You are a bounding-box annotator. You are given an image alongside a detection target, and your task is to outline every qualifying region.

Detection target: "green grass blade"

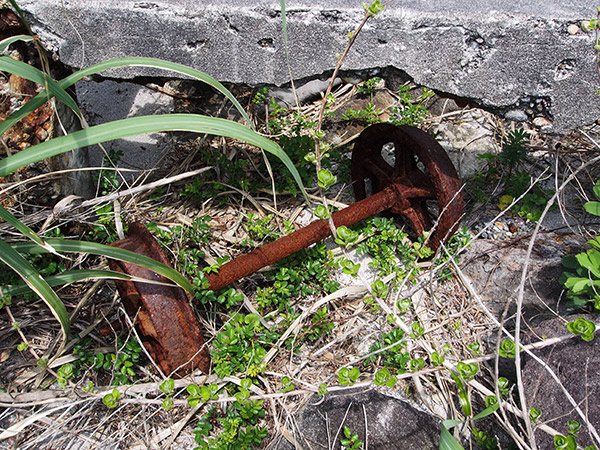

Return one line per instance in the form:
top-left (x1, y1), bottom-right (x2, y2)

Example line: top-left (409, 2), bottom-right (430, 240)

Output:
top-left (0, 56), bottom-right (81, 115)
top-left (0, 240), bottom-right (69, 349)
top-left (471, 403), bottom-right (498, 421)
top-left (0, 34), bottom-right (34, 53)
top-left (280, 0), bottom-right (288, 48)
top-left (12, 239), bottom-right (194, 294)
top-left (0, 56), bottom-right (253, 137)
top-left (0, 206), bottom-right (57, 254)
top-left (0, 114), bottom-right (307, 201)
top-left (439, 421), bottom-right (465, 450)
top-left (3, 269), bottom-right (180, 298)
top-left (1, 269), bottom-right (136, 297)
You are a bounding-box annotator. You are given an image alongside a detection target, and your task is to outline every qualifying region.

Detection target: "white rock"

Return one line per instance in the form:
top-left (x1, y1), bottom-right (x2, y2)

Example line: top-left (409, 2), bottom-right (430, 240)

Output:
top-left (567, 24), bottom-right (580, 35)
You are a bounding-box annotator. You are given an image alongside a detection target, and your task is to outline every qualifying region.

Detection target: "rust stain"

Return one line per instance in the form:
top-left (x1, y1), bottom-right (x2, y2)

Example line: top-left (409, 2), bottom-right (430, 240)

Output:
top-left (109, 223), bottom-right (210, 378)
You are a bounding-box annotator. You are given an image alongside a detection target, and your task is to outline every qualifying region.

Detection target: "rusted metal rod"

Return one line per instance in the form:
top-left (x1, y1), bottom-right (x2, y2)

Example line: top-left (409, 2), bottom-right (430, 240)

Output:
top-left (206, 183), bottom-right (405, 291)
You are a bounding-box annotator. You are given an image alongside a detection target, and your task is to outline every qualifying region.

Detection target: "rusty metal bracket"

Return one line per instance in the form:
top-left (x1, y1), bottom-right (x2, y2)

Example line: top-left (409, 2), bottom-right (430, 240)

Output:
top-left (108, 223), bottom-right (209, 378)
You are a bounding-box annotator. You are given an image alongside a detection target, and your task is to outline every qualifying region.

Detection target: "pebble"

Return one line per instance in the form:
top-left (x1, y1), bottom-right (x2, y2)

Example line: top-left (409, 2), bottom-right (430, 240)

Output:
top-left (473, 215), bottom-right (535, 241)
top-left (533, 117), bottom-right (552, 128)
top-left (505, 109), bottom-right (528, 122)
top-left (567, 24), bottom-right (580, 35)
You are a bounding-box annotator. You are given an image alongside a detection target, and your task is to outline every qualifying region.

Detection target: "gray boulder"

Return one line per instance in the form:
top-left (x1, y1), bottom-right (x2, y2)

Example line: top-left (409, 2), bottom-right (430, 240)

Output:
top-left (522, 314), bottom-right (600, 450)
top-left (274, 388), bottom-right (440, 450)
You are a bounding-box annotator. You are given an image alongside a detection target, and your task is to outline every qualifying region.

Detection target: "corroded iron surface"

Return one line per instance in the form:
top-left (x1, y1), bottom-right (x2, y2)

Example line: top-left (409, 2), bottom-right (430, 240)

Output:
top-left (109, 223), bottom-right (209, 377)
top-left (351, 123), bottom-right (463, 250)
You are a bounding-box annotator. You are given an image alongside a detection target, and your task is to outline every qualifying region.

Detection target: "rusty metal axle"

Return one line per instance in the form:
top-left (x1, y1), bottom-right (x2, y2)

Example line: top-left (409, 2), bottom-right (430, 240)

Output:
top-left (205, 183), bottom-right (404, 291)
top-left (206, 123), bottom-right (463, 291)
top-left (108, 124), bottom-right (463, 377)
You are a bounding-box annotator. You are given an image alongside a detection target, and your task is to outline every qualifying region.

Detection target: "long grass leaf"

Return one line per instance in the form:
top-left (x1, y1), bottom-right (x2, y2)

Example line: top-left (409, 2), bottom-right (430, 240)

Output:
top-left (0, 206), bottom-right (57, 254)
top-left (0, 56), bottom-right (253, 137)
top-left (280, 0), bottom-right (288, 48)
top-left (2, 269), bottom-right (136, 297)
top-left (12, 239), bottom-right (194, 294)
top-left (0, 56), bottom-right (80, 114)
top-left (0, 34), bottom-right (34, 53)
top-left (0, 240), bottom-right (69, 349)
top-left (439, 422), bottom-right (465, 450)
top-left (0, 114), bottom-right (307, 201)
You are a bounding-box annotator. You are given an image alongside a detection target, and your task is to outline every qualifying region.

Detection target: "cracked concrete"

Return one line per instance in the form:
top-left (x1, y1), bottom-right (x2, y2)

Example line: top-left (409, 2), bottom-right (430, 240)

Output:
top-left (17, 0), bottom-right (600, 133)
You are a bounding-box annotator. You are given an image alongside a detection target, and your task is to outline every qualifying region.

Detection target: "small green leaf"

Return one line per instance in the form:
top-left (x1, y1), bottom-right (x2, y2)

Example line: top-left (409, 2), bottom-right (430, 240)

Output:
top-left (567, 317), bottom-right (596, 341)
top-left (467, 342), bottom-right (481, 356)
top-left (363, 0), bottom-right (385, 16)
top-left (335, 225), bottom-right (359, 248)
top-left (485, 395), bottom-right (498, 408)
top-left (371, 279), bottom-right (389, 298)
top-left (411, 322), bottom-right (425, 337)
top-left (456, 361), bottom-right (479, 380)
top-left (592, 180), bottom-right (600, 200)
top-left (431, 352), bottom-right (445, 366)
top-left (317, 168), bottom-right (337, 190)
top-left (585, 201), bottom-right (600, 217)
top-left (102, 389), bottom-right (121, 408)
top-left (567, 420), bottom-right (581, 436)
top-left (554, 434), bottom-right (576, 450)
top-left (159, 378), bottom-right (175, 395)
top-left (499, 339), bottom-right (517, 358)
top-left (529, 407), bottom-right (542, 422)
top-left (314, 204), bottom-right (330, 220)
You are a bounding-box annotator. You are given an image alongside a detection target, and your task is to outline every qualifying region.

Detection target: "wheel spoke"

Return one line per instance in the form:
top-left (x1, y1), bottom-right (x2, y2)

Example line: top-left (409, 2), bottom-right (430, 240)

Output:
top-left (393, 142), bottom-right (415, 179)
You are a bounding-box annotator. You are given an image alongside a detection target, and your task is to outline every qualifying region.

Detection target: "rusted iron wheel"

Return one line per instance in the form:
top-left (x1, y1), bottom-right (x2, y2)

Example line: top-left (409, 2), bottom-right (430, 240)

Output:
top-left (351, 123), bottom-right (463, 250)
top-left (109, 223), bottom-right (210, 377)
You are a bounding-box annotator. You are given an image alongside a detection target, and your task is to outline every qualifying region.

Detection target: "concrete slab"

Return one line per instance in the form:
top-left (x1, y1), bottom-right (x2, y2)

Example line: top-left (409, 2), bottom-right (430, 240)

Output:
top-left (19, 0), bottom-right (600, 133)
top-left (76, 79), bottom-right (174, 177)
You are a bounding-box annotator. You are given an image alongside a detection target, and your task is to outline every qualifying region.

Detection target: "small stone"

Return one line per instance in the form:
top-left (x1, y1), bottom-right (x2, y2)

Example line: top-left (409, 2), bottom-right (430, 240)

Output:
top-left (533, 117), bottom-right (552, 128)
top-left (567, 24), bottom-right (580, 35)
top-left (494, 221), bottom-right (508, 231)
top-left (35, 127), bottom-right (48, 141)
top-left (505, 109), bottom-right (528, 122)
top-left (582, 20), bottom-right (592, 32)
top-left (508, 222), bottom-right (519, 233)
